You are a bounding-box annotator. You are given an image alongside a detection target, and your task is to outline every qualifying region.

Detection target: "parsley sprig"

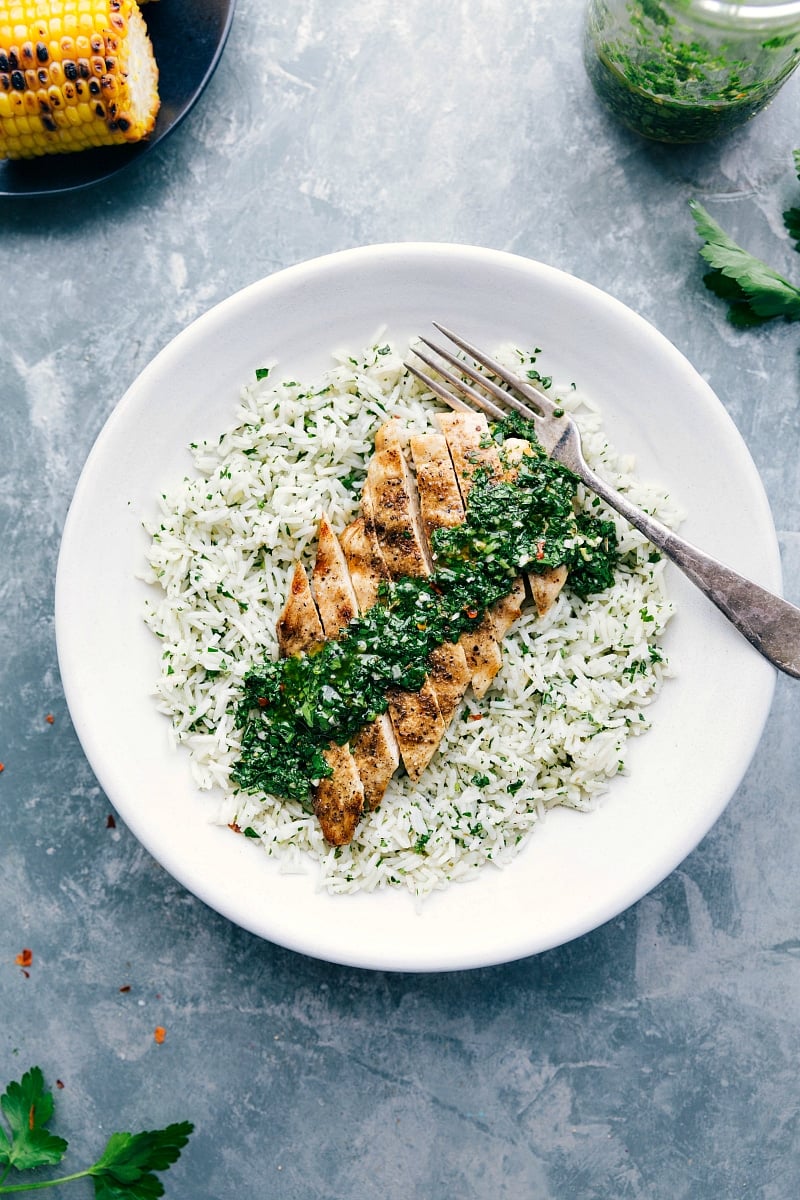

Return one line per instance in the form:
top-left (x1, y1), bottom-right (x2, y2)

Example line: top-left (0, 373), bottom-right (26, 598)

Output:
top-left (689, 150), bottom-right (800, 327)
top-left (0, 1067), bottom-right (192, 1197)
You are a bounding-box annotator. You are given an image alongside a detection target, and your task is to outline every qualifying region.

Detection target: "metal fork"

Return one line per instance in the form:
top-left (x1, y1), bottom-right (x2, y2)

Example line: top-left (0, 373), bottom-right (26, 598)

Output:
top-left (406, 322), bottom-right (800, 680)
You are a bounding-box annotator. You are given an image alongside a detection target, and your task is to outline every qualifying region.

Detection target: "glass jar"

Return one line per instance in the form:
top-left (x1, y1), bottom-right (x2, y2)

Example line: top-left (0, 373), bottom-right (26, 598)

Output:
top-left (583, 0), bottom-right (800, 142)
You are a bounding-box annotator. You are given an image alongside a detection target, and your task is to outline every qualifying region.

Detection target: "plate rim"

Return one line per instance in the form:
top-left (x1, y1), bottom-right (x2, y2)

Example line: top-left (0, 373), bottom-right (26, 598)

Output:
top-left (55, 241), bottom-right (779, 971)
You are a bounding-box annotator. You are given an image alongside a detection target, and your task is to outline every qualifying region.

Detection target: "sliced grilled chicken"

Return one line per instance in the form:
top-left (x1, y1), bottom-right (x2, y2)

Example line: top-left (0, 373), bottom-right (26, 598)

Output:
top-left (363, 434), bottom-right (471, 735)
top-left (427, 644), bottom-right (471, 726)
top-left (275, 560), bottom-right (364, 846)
top-left (276, 561), bottom-right (326, 658)
top-left (435, 411), bottom-right (526, 650)
top-left (383, 683), bottom-right (447, 783)
top-left (408, 432), bottom-right (466, 536)
top-left (434, 410), bottom-right (503, 495)
top-left (274, 400), bottom-right (574, 839)
top-left (347, 717), bottom-right (400, 811)
top-left (312, 743), bottom-right (367, 848)
top-left (500, 437), bottom-right (569, 618)
top-left (374, 416), bottom-right (407, 452)
top-left (339, 517), bottom-right (387, 612)
top-left (311, 514), bottom-right (400, 810)
top-left (409, 432), bottom-right (504, 698)
top-left (487, 579), bottom-right (525, 641)
top-left (339, 513), bottom-right (449, 782)
top-left (529, 564), bottom-right (568, 616)
top-left (362, 441), bottom-right (434, 576)
top-left (312, 513), bottom-right (360, 633)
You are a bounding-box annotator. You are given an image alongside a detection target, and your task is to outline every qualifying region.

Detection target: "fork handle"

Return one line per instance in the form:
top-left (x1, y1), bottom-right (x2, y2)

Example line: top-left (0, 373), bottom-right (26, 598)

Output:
top-left (580, 463), bottom-right (800, 679)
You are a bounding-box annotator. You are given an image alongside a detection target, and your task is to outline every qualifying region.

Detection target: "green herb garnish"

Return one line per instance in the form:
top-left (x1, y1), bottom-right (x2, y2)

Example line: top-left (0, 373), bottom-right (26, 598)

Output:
top-left (690, 151), bottom-right (800, 326)
top-left (0, 1067), bottom-right (193, 1197)
top-left (782, 149), bottom-right (800, 251)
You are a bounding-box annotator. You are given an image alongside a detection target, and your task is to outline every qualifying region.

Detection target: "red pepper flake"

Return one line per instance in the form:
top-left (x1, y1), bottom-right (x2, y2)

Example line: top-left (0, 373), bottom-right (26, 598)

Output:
top-left (119, 984), bottom-right (131, 993)
top-left (154, 1026), bottom-right (166, 1044)
top-left (535, 540), bottom-right (545, 561)
top-left (257, 697), bottom-right (268, 708)
top-left (45, 714), bottom-right (55, 724)
top-left (469, 713), bottom-right (483, 722)
top-left (15, 948), bottom-right (33, 968)
top-left (0, 763), bottom-right (5, 773)
top-left (464, 606), bottom-right (478, 619)
top-left (106, 814), bottom-right (116, 829)
top-left (228, 821), bottom-right (242, 834)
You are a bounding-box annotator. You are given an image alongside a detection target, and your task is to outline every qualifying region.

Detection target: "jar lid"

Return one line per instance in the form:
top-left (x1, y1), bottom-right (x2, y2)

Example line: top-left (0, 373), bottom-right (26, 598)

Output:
top-left (684, 0), bottom-right (800, 29)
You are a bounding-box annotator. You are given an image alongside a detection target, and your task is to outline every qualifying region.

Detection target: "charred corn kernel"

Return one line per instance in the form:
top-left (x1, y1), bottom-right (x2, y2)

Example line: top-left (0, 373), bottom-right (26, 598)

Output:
top-left (0, 1), bottom-right (159, 160)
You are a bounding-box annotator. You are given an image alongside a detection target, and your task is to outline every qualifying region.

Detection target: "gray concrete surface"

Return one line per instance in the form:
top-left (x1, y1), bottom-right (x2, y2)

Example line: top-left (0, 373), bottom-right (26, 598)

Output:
top-left (2, 2), bottom-right (800, 1196)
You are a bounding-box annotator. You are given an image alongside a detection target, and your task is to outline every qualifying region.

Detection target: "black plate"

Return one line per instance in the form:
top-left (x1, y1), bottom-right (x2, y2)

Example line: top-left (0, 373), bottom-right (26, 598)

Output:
top-left (0, 0), bottom-right (236, 197)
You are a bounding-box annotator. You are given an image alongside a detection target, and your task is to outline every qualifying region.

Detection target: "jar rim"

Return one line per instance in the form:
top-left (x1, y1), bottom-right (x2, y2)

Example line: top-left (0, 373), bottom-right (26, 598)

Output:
top-left (681, 0), bottom-right (800, 26)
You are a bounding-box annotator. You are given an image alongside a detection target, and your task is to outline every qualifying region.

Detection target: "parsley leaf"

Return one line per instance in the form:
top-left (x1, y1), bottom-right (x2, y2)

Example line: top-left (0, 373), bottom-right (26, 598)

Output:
top-left (0, 1067), bottom-right (67, 1172)
top-left (689, 198), bottom-right (800, 327)
top-left (782, 149), bottom-right (800, 251)
top-left (783, 205), bottom-right (800, 252)
top-left (88, 1123), bottom-right (194, 1200)
top-left (0, 1068), bottom-right (192, 1197)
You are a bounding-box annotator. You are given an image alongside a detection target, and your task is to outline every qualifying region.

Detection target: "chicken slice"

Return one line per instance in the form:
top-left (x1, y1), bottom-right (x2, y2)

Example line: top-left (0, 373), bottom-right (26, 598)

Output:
top-left (311, 743), bottom-right (366, 848)
top-left (434, 410), bottom-right (503, 496)
top-left (276, 560), bottom-right (326, 658)
top-left (311, 514), bottom-right (399, 810)
top-left (346, 716), bottom-right (400, 811)
top-left (312, 513), bottom-right (359, 631)
top-left (275, 560), bottom-right (364, 846)
top-left (500, 438), bottom-right (569, 618)
top-left (339, 514), bottom-right (449, 782)
top-left (363, 434), bottom-right (471, 733)
top-left (374, 416), bottom-right (407, 452)
top-left (408, 432), bottom-right (466, 538)
top-left (483, 579), bottom-right (524, 642)
top-left (529, 564), bottom-right (569, 617)
top-left (379, 684), bottom-right (444, 783)
top-left (339, 517), bottom-right (387, 613)
top-left (362, 440), bottom-right (433, 577)
top-left (435, 411), bottom-right (526, 652)
top-left (409, 432), bottom-right (504, 698)
top-left (427, 644), bottom-right (472, 727)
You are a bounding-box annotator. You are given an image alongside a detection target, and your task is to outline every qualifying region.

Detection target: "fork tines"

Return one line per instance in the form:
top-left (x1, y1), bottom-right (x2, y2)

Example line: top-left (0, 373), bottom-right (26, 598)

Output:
top-left (407, 343), bottom-right (505, 421)
top-left (405, 323), bottom-right (550, 431)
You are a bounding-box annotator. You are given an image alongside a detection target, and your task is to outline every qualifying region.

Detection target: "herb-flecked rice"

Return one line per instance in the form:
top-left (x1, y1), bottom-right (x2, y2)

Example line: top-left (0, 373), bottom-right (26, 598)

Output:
top-left (142, 342), bottom-right (679, 898)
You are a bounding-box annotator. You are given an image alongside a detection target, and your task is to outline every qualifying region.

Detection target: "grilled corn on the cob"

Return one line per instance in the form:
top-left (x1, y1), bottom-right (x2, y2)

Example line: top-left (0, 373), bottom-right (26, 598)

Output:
top-left (0, 1), bottom-right (160, 160)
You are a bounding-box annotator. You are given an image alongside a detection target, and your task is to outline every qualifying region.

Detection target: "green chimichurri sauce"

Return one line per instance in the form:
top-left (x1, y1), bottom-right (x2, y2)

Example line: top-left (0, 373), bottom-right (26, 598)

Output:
top-left (233, 421), bottom-right (618, 804)
top-left (584, 0), bottom-right (800, 143)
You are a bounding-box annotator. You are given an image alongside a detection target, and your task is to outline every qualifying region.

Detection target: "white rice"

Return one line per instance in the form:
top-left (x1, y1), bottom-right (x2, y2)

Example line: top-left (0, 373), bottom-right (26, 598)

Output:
top-left (142, 341), bottom-right (680, 898)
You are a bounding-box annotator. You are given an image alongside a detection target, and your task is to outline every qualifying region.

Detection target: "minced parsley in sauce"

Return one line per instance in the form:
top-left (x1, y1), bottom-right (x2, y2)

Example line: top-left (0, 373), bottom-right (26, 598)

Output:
top-left (584, 0), bottom-right (800, 143)
top-left (233, 419), bottom-right (618, 804)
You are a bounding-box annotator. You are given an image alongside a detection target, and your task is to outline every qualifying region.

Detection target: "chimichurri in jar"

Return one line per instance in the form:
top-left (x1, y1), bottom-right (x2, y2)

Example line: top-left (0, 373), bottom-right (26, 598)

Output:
top-left (583, 0), bottom-right (800, 143)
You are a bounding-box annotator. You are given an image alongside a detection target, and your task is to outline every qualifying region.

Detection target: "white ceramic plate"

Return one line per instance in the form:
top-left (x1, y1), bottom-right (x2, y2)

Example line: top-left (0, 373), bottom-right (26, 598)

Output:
top-left (55, 243), bottom-right (778, 972)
